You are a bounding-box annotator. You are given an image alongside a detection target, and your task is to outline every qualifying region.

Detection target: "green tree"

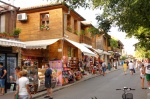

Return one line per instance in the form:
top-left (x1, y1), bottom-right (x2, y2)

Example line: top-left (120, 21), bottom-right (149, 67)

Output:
top-left (91, 0), bottom-right (150, 56)
top-left (120, 55), bottom-right (128, 60)
top-left (109, 38), bottom-right (118, 49)
top-left (135, 44), bottom-right (150, 58)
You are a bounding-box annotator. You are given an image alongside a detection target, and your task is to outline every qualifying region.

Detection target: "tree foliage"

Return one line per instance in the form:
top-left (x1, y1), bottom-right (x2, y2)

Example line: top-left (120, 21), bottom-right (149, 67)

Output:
top-left (120, 55), bottom-right (128, 60)
top-left (88, 27), bottom-right (101, 36)
top-left (47, 0), bottom-right (90, 9)
top-left (92, 0), bottom-right (150, 51)
top-left (135, 44), bottom-right (150, 58)
top-left (109, 38), bottom-right (118, 48)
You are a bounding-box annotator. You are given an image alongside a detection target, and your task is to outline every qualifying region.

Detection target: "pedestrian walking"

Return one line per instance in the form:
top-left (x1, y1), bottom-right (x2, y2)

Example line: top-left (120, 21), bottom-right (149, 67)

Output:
top-left (10, 66), bottom-right (22, 99)
top-left (44, 63), bottom-right (53, 99)
top-left (123, 62), bottom-right (128, 75)
top-left (107, 62), bottom-right (112, 71)
top-left (140, 64), bottom-right (146, 89)
top-left (113, 60), bottom-right (117, 70)
top-left (102, 60), bottom-right (107, 76)
top-left (128, 61), bottom-right (134, 75)
top-left (144, 59), bottom-right (150, 89)
top-left (16, 70), bottom-right (32, 99)
top-left (97, 62), bottom-right (102, 75)
top-left (0, 62), bottom-right (7, 96)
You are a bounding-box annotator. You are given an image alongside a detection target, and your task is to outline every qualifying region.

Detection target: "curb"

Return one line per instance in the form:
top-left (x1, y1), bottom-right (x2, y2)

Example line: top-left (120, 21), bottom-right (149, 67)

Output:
top-left (32, 66), bottom-right (122, 99)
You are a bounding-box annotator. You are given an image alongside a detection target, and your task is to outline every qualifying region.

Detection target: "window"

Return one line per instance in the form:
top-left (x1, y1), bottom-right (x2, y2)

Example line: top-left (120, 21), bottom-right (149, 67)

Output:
top-left (0, 15), bottom-right (5, 32)
top-left (104, 37), bottom-right (107, 46)
top-left (40, 13), bottom-right (49, 30)
top-left (74, 20), bottom-right (77, 34)
top-left (67, 15), bottom-right (71, 26)
top-left (68, 47), bottom-right (75, 57)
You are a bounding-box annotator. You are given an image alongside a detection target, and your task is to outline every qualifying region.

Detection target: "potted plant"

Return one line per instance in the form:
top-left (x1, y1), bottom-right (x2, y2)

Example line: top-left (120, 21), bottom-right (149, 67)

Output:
top-left (13, 28), bottom-right (21, 38)
top-left (40, 25), bottom-right (45, 30)
top-left (40, 25), bottom-right (50, 30)
top-left (0, 32), bottom-right (6, 38)
top-left (6, 33), bottom-right (14, 39)
top-left (67, 26), bottom-right (72, 32)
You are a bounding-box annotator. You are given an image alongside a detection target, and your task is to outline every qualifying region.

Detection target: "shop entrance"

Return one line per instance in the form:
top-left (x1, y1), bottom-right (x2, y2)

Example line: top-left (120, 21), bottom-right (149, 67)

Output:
top-left (0, 53), bottom-right (18, 93)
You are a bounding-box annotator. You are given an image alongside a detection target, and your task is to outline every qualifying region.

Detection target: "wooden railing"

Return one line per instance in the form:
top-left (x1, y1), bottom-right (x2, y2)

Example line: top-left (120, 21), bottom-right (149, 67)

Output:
top-left (80, 35), bottom-right (92, 45)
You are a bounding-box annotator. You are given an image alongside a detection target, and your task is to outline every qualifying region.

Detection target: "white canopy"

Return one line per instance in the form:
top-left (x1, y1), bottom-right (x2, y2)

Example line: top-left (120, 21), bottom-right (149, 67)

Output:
top-left (24, 39), bottom-right (60, 49)
top-left (24, 38), bottom-right (96, 56)
top-left (94, 49), bottom-right (103, 55)
top-left (66, 39), bottom-right (96, 57)
top-left (0, 38), bottom-right (26, 48)
top-left (103, 51), bottom-right (111, 55)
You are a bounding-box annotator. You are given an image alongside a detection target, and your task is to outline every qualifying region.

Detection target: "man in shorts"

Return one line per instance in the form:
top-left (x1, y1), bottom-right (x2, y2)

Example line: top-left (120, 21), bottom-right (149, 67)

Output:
top-left (0, 62), bottom-right (7, 95)
top-left (144, 59), bottom-right (150, 89)
top-left (44, 64), bottom-right (53, 99)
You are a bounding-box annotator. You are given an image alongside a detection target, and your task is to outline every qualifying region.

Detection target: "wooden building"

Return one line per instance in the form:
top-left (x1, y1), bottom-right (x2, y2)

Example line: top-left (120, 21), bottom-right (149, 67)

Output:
top-left (16, 3), bottom-right (96, 89)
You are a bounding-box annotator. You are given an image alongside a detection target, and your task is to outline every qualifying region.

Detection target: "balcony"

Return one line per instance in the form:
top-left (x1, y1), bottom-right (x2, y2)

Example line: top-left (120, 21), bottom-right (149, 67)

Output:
top-left (113, 48), bottom-right (122, 53)
top-left (0, 33), bottom-right (19, 40)
top-left (80, 35), bottom-right (92, 45)
top-left (108, 46), bottom-right (113, 51)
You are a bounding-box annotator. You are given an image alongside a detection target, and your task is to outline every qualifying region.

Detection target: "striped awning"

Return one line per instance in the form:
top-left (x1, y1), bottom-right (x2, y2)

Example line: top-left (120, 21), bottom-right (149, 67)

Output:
top-left (24, 39), bottom-right (60, 49)
top-left (0, 38), bottom-right (26, 48)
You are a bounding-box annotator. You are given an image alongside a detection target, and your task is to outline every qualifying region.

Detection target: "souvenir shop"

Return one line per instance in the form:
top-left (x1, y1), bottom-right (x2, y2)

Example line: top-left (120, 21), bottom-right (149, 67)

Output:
top-left (22, 38), bottom-right (95, 93)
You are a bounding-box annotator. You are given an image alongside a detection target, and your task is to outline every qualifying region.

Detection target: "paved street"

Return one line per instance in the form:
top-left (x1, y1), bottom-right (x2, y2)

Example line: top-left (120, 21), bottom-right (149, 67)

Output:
top-left (38, 69), bottom-right (148, 99)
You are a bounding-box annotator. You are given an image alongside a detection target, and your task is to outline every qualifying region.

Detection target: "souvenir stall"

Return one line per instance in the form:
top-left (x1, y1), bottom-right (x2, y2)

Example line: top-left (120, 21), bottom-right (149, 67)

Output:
top-left (21, 49), bottom-right (57, 93)
top-left (61, 56), bottom-right (83, 85)
top-left (21, 57), bottom-right (39, 93)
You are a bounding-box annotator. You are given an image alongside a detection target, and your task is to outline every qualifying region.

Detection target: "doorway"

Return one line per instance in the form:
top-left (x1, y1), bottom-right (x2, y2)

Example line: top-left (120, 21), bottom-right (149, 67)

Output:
top-left (0, 53), bottom-right (18, 93)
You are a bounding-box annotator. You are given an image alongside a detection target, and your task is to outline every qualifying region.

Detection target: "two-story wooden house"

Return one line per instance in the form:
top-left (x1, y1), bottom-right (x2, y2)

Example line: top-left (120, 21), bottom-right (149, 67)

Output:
top-left (0, 1), bottom-right (25, 93)
top-left (16, 3), bottom-right (96, 89)
top-left (80, 21), bottom-right (96, 48)
top-left (96, 33), bottom-right (111, 65)
top-left (17, 3), bottom-right (95, 62)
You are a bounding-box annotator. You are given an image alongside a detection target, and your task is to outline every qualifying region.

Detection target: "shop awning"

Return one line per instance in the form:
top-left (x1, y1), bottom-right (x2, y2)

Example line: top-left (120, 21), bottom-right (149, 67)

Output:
top-left (65, 39), bottom-right (96, 56)
top-left (0, 38), bottom-right (26, 48)
top-left (24, 39), bottom-right (60, 49)
top-left (95, 49), bottom-right (103, 55)
top-left (81, 43), bottom-right (103, 55)
top-left (103, 51), bottom-right (111, 55)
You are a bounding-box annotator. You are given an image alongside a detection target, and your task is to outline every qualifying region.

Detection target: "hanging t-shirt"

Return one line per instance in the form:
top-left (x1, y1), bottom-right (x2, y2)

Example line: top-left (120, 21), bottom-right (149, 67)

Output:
top-left (145, 63), bottom-right (150, 74)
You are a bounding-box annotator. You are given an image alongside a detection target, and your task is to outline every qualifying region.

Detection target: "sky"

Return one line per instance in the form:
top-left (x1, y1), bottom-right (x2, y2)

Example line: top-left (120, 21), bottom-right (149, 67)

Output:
top-left (1, 0), bottom-right (139, 55)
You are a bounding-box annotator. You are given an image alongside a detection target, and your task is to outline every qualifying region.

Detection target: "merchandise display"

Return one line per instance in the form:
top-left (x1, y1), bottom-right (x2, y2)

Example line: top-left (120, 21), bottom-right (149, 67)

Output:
top-left (62, 57), bottom-right (83, 84)
top-left (22, 59), bottom-right (38, 93)
top-left (38, 68), bottom-right (46, 91)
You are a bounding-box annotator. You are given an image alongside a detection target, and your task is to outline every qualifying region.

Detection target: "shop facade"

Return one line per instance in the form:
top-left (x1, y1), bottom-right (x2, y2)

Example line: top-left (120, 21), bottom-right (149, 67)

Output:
top-left (0, 39), bottom-right (25, 93)
top-left (22, 38), bottom-right (95, 93)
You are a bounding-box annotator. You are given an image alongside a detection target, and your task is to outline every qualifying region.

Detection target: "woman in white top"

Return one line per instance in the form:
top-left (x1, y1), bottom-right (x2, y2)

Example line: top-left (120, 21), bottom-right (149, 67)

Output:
top-left (16, 70), bottom-right (32, 99)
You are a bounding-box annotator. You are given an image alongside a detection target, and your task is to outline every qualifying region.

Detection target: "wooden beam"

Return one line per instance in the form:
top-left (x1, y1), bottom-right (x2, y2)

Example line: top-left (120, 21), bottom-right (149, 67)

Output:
top-left (0, 5), bottom-right (7, 10)
top-left (0, 0), bottom-right (18, 9)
